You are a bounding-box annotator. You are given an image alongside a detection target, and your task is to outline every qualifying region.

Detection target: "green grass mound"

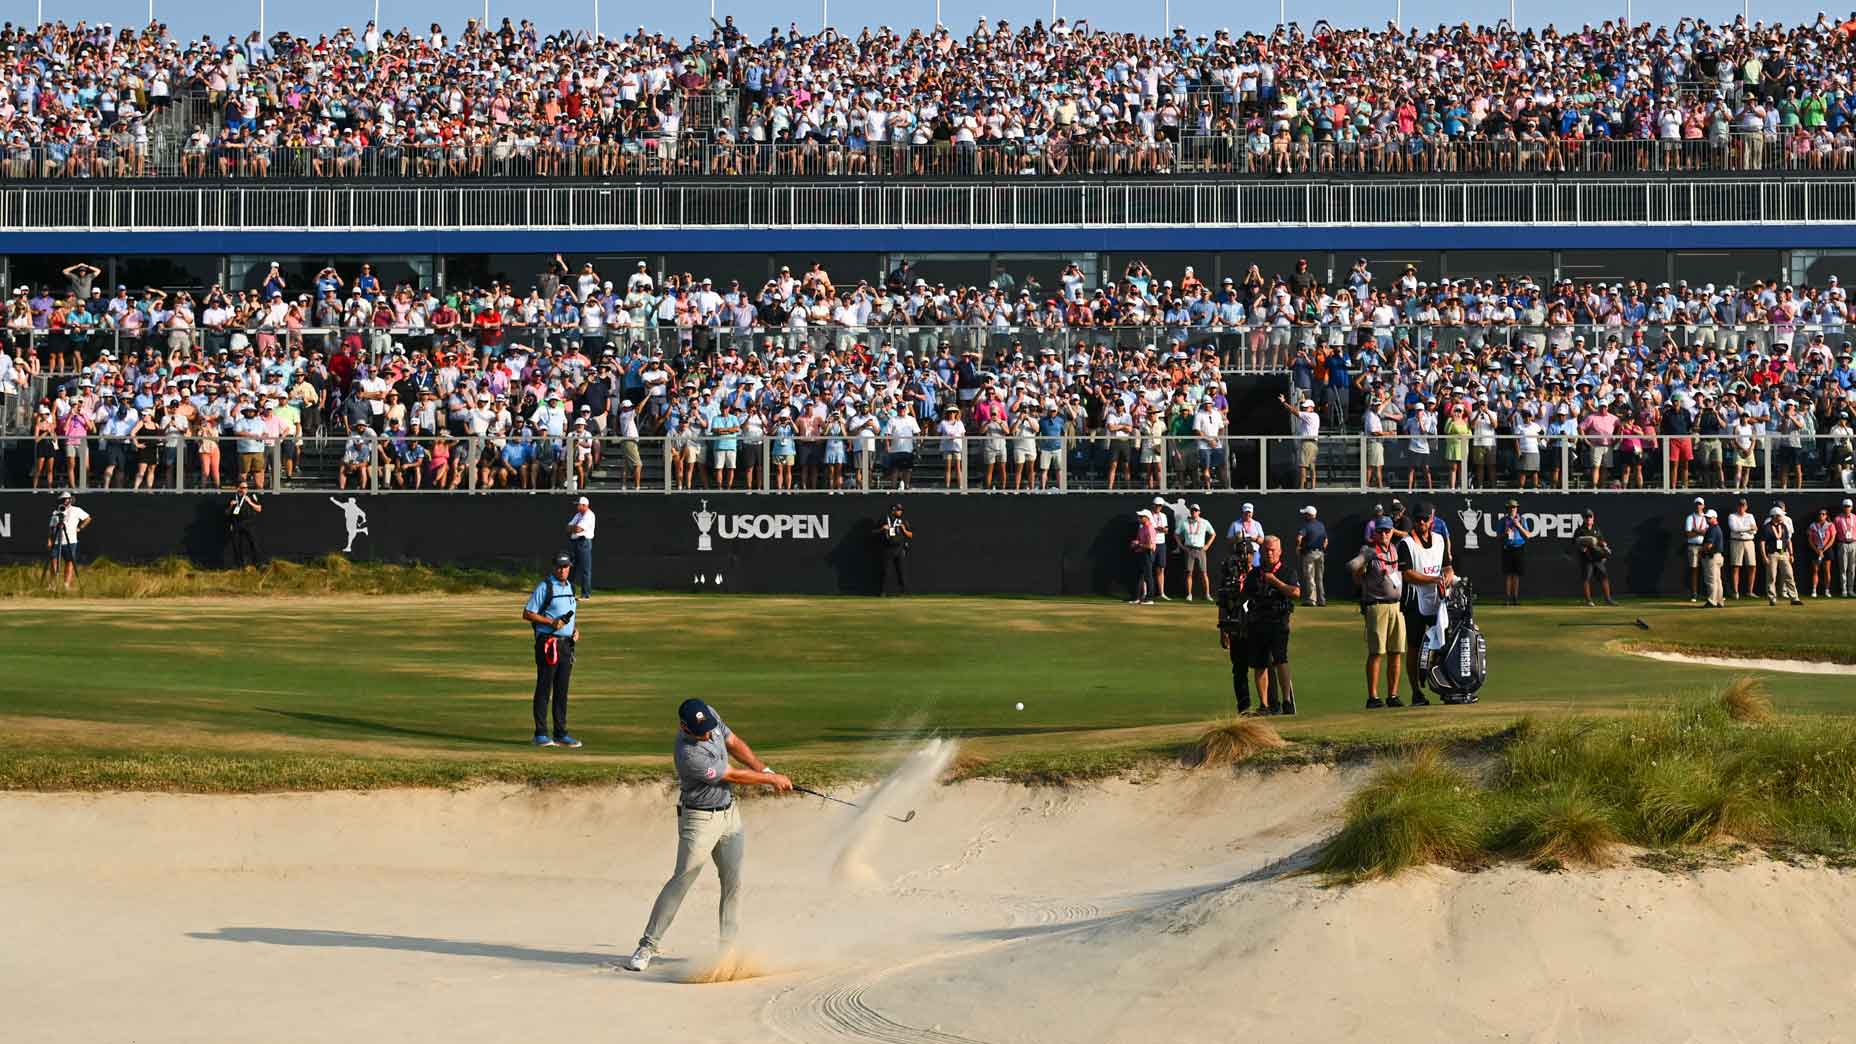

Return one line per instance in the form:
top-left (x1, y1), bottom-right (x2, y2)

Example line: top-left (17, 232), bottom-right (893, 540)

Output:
top-left (1313, 678), bottom-right (1856, 880)
top-left (0, 555), bottom-right (533, 598)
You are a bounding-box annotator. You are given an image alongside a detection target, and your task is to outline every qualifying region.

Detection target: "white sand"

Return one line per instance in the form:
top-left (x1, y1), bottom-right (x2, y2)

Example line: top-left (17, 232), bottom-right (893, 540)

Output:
top-left (1624, 647), bottom-right (1856, 675)
top-left (5, 766), bottom-right (1854, 1043)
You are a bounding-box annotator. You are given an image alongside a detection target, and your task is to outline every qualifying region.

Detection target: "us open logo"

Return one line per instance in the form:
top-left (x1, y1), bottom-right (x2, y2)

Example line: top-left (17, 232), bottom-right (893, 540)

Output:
top-left (693, 499), bottom-right (830, 550)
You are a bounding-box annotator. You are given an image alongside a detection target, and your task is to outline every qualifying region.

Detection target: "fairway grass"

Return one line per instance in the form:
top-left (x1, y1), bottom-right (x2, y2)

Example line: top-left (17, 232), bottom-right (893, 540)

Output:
top-left (7, 590), bottom-right (1856, 792)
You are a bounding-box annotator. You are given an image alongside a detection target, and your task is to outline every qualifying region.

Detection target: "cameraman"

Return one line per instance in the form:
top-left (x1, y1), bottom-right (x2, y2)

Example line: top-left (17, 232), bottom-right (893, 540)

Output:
top-left (1214, 551), bottom-right (1252, 713)
top-left (226, 480), bottom-right (263, 568)
top-left (47, 491), bottom-right (90, 591)
top-left (1243, 536), bottom-right (1300, 715)
top-left (878, 503), bottom-right (912, 595)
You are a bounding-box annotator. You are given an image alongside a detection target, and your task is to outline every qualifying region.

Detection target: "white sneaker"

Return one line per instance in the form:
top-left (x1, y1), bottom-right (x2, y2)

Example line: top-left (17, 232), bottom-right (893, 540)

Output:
top-left (1158, 594), bottom-right (1172, 601)
top-left (1185, 594), bottom-right (1194, 602)
top-left (623, 945), bottom-right (655, 972)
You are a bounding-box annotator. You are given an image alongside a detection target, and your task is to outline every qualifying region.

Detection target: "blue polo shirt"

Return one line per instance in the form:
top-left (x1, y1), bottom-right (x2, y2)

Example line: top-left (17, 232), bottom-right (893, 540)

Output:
top-left (525, 575), bottom-right (577, 637)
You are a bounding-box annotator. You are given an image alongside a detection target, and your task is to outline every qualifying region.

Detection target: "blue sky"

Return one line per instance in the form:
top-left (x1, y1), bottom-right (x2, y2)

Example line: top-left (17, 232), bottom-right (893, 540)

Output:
top-left (24, 1), bottom-right (1845, 43)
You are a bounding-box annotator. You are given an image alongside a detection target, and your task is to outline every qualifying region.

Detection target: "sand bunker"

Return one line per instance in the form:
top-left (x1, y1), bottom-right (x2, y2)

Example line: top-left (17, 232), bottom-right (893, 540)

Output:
top-left (4, 765), bottom-right (1854, 1043)
top-left (1624, 646), bottom-right (1856, 675)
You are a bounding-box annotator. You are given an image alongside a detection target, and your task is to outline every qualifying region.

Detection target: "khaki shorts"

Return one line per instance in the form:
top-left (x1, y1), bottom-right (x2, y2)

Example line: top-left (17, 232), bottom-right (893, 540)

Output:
top-left (1364, 602), bottom-right (1406, 655)
top-left (1728, 541), bottom-right (1757, 568)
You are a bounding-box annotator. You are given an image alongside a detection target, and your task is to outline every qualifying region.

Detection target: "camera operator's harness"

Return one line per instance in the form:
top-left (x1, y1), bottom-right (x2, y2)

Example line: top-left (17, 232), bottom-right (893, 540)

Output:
top-left (46, 501), bottom-right (76, 581)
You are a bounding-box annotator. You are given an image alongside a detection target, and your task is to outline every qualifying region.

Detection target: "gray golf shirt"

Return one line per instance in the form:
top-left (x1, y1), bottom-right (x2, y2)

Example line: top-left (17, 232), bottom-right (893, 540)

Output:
top-left (674, 716), bottom-right (733, 810)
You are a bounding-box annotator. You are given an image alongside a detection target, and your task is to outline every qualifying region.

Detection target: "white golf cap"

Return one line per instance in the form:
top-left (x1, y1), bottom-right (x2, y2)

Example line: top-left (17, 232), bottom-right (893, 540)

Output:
top-left (1301, 505), bottom-right (1317, 516)
top-left (1241, 502), bottom-right (1255, 512)
top-left (1136, 509), bottom-right (1151, 518)
top-left (1769, 506), bottom-right (1784, 517)
top-left (1152, 496), bottom-right (1166, 505)
top-left (576, 496), bottom-right (589, 506)
top-left (1706, 509), bottom-right (1719, 518)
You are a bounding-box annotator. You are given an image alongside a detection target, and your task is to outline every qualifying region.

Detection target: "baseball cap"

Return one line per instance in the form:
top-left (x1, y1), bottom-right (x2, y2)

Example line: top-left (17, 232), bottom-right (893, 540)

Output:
top-left (1300, 505), bottom-right (1316, 516)
top-left (1845, 499), bottom-right (1854, 507)
top-left (576, 496), bottom-right (589, 506)
top-left (1413, 503), bottom-right (1435, 521)
top-left (552, 551), bottom-right (572, 567)
top-left (678, 698), bottom-right (719, 734)
top-left (1769, 506), bottom-right (1785, 517)
top-left (1152, 496), bottom-right (1166, 506)
top-left (1694, 496), bottom-right (1705, 504)
top-left (1241, 502), bottom-right (1255, 513)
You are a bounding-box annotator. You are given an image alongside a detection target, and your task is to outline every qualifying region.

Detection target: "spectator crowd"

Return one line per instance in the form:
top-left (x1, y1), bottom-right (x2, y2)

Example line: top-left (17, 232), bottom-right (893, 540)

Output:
top-left (6, 13), bottom-right (1856, 177)
top-left (6, 252), bottom-right (1856, 494)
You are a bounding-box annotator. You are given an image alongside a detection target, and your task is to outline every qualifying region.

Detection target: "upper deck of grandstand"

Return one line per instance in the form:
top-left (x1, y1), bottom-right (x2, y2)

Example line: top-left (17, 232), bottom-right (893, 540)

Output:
top-left (6, 14), bottom-right (1856, 182)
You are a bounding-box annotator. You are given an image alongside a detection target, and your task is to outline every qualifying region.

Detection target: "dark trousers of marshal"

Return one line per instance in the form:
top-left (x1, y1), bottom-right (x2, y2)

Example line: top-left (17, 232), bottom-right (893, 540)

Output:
top-left (879, 518), bottom-right (910, 594)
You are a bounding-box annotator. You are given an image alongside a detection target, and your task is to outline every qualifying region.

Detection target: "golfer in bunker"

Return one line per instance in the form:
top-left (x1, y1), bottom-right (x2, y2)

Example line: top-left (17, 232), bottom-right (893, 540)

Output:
top-left (624, 698), bottom-right (792, 972)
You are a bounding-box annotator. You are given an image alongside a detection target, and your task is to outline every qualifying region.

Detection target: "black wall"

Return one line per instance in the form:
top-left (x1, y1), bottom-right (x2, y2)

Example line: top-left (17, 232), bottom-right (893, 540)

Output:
top-left (2, 490), bottom-right (1828, 600)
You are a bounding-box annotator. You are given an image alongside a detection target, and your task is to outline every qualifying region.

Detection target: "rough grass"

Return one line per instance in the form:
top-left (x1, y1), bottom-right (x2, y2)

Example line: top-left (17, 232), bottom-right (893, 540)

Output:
top-left (1191, 718), bottom-right (1289, 768)
top-left (0, 555), bottom-right (533, 598)
top-left (1307, 746), bottom-right (1488, 881)
top-left (1312, 680), bottom-right (1856, 880)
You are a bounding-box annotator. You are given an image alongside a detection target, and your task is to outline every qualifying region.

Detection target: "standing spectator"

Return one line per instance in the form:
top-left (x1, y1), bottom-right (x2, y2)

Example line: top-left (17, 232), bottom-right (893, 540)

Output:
top-left (1148, 496), bottom-right (1171, 600)
top-left (1572, 508), bottom-right (1616, 607)
top-left (1683, 497), bottom-right (1711, 602)
top-left (1128, 508), bottom-right (1157, 605)
top-left (1836, 498), bottom-right (1856, 598)
top-left (1224, 502), bottom-right (1264, 567)
top-left (1036, 405), bottom-right (1067, 491)
top-left (1699, 509), bottom-right (1726, 608)
top-left (1348, 517), bottom-right (1406, 709)
top-left (884, 408), bottom-right (921, 491)
top-left (1808, 506), bottom-right (1836, 599)
top-left (1760, 506), bottom-right (1803, 606)
top-left (1192, 399), bottom-right (1225, 490)
top-left (233, 402), bottom-right (267, 486)
top-left (1289, 394), bottom-right (1319, 489)
top-left (1498, 498), bottom-right (1528, 606)
top-left (1242, 535), bottom-right (1299, 716)
top-left (1725, 497), bottom-right (1759, 599)
top-left (566, 495), bottom-right (596, 599)
top-left (520, 552), bottom-right (580, 748)
top-left (1178, 503), bottom-right (1215, 601)
top-left (1580, 400), bottom-right (1619, 489)
top-left (1294, 505), bottom-right (1327, 607)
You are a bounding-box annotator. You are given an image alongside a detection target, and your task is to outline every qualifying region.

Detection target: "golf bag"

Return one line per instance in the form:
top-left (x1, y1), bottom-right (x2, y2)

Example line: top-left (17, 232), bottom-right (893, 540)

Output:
top-left (1425, 578), bottom-right (1486, 704)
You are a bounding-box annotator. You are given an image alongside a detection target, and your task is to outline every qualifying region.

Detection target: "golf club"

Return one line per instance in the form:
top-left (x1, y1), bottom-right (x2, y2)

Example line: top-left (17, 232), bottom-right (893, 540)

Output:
top-left (794, 786), bottom-right (916, 823)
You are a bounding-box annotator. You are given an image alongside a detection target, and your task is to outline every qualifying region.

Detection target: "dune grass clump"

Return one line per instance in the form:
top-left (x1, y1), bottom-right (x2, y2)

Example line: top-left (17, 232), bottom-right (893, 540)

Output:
top-left (1718, 676), bottom-right (1776, 724)
top-left (1192, 718), bottom-right (1288, 769)
top-left (1312, 680), bottom-right (1856, 880)
top-left (1309, 746), bottom-right (1487, 881)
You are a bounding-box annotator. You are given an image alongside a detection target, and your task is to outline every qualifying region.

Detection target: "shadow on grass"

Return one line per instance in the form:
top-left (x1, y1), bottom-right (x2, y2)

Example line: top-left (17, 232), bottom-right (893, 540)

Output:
top-left (185, 927), bottom-right (645, 967)
top-left (256, 708), bottom-right (523, 747)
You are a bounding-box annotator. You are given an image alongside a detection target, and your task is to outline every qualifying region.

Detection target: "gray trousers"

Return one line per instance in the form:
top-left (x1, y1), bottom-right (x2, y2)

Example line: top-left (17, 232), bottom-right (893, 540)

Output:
top-left (639, 804), bottom-right (744, 950)
top-left (1300, 550), bottom-right (1326, 605)
top-left (1841, 543), bottom-right (1856, 597)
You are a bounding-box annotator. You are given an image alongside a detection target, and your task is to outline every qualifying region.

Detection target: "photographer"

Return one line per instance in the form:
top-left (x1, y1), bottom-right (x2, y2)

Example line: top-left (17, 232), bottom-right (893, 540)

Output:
top-left (1243, 536), bottom-right (1300, 715)
top-left (1214, 551), bottom-right (1252, 713)
top-left (47, 491), bottom-right (90, 592)
top-left (225, 480), bottom-right (263, 568)
top-left (1571, 508), bottom-right (1616, 606)
top-left (878, 503), bottom-right (912, 595)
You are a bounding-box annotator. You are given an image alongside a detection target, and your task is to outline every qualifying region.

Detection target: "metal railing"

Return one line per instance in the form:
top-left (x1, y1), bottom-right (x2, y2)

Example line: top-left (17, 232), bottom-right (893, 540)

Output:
top-left (3, 176), bottom-right (1854, 230)
top-left (11, 320), bottom-right (1852, 385)
top-left (4, 131), bottom-right (1850, 183)
top-left (6, 433), bottom-right (1851, 495)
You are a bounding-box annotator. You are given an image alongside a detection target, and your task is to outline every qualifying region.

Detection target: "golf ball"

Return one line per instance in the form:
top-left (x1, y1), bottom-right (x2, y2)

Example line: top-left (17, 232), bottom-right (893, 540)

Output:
top-left (1015, 702), bottom-right (1025, 711)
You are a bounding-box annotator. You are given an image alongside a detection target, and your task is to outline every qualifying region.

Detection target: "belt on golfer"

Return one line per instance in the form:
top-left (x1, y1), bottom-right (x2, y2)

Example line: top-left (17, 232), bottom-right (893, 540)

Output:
top-left (680, 802), bottom-right (732, 813)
